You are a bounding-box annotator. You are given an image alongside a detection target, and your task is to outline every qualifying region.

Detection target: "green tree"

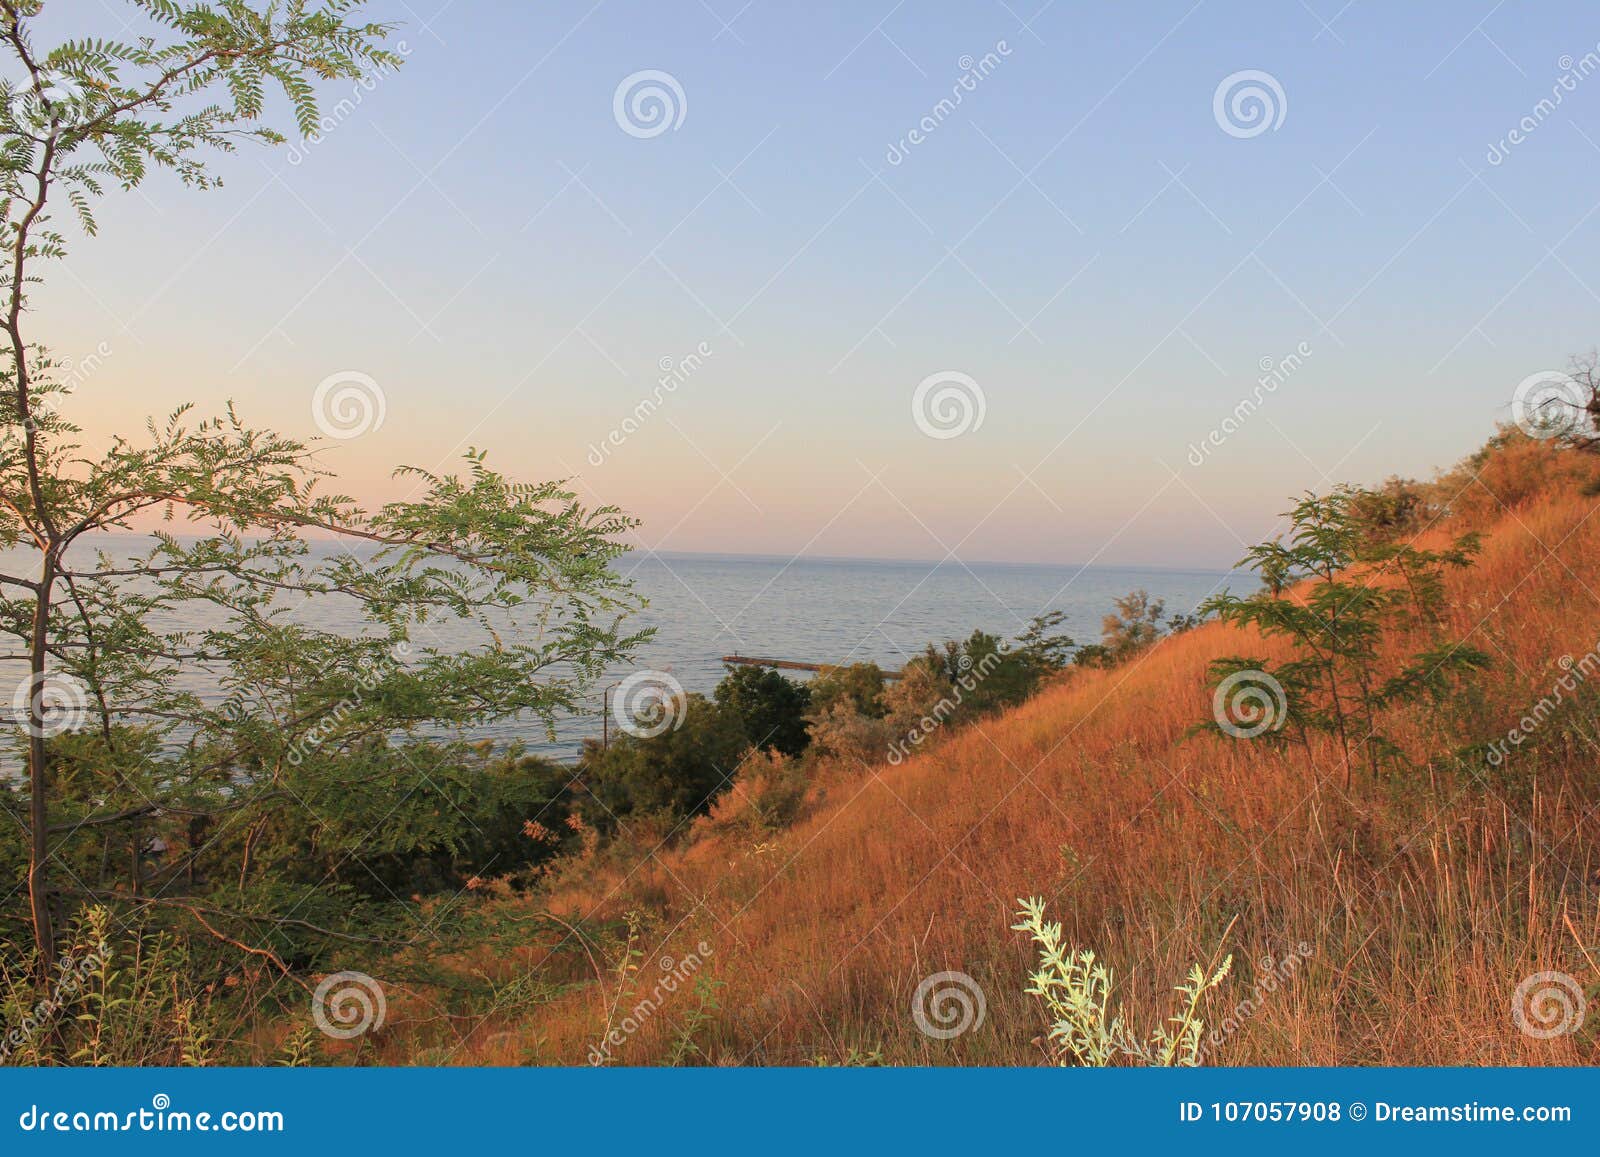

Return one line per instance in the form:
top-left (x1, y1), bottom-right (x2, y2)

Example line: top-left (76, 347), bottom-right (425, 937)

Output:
top-left (580, 695), bottom-right (750, 826)
top-left (1198, 488), bottom-right (1488, 786)
top-left (269, 742), bottom-right (584, 898)
top-left (916, 629), bottom-right (1037, 718)
top-left (808, 662), bottom-right (887, 720)
top-left (0, 2), bottom-right (647, 973)
top-left (1014, 610), bottom-right (1076, 673)
top-left (1076, 589), bottom-right (1167, 668)
top-left (883, 622), bottom-right (1061, 754)
top-left (714, 664), bottom-right (811, 757)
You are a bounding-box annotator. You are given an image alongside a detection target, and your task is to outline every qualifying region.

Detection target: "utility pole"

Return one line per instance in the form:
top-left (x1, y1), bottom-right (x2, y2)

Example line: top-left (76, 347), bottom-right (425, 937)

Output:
top-left (601, 679), bottom-right (623, 750)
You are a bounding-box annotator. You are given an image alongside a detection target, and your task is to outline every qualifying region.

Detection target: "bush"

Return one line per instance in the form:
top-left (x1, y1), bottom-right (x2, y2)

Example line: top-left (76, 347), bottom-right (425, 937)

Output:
top-left (808, 663), bottom-right (888, 719)
top-left (0, 907), bottom-right (219, 1067)
top-left (1420, 426), bottom-right (1600, 528)
top-left (1076, 590), bottom-right (1169, 668)
top-left (1013, 897), bottom-right (1231, 1067)
top-left (714, 665), bottom-right (812, 757)
top-left (579, 695), bottom-right (752, 828)
top-left (805, 699), bottom-right (898, 766)
top-left (705, 748), bottom-right (812, 832)
top-left (348, 744), bottom-right (584, 894)
top-left (914, 630), bottom-right (1040, 718)
top-left (1199, 486), bottom-right (1489, 784)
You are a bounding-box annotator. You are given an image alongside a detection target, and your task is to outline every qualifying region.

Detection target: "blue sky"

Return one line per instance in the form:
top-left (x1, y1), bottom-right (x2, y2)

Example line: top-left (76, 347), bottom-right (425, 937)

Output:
top-left (37, 0), bottom-right (1600, 566)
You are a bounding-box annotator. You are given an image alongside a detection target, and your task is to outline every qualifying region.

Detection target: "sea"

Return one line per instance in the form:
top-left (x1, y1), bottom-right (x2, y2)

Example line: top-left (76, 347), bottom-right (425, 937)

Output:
top-left (0, 540), bottom-right (1245, 762)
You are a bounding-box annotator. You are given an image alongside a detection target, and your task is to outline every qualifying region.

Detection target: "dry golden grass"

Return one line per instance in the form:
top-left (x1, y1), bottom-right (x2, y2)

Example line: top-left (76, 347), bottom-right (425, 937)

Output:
top-left (374, 441), bottom-right (1600, 1067)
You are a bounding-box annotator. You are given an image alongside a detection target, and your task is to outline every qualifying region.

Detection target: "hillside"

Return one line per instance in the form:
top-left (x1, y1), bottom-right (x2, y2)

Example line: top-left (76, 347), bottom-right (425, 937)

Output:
top-left (376, 434), bottom-right (1600, 1066)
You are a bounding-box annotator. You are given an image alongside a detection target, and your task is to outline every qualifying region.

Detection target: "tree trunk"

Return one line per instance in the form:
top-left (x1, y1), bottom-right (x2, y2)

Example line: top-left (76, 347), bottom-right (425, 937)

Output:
top-left (27, 548), bottom-right (56, 973)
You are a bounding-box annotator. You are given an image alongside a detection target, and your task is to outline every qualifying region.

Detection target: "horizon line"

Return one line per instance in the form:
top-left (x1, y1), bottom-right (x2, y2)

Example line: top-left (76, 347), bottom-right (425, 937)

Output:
top-left (57, 530), bottom-right (1247, 576)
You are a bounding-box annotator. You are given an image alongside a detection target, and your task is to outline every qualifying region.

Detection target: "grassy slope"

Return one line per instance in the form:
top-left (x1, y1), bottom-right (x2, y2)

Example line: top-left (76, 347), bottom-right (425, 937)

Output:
top-left (386, 440), bottom-right (1600, 1066)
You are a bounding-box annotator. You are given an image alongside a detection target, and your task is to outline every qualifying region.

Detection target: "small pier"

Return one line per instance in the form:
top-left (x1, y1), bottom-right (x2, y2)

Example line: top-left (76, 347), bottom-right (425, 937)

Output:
top-left (720, 655), bottom-right (904, 680)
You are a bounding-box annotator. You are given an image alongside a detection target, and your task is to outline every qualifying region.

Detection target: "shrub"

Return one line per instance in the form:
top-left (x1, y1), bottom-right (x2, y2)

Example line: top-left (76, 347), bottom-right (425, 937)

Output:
top-left (349, 744), bottom-right (584, 894)
top-left (0, 907), bottom-right (218, 1067)
top-left (1076, 589), bottom-right (1168, 668)
top-left (885, 616), bottom-right (1074, 745)
top-left (913, 630), bottom-right (1039, 717)
top-left (1014, 610), bottom-right (1077, 673)
top-left (1012, 897), bottom-right (1231, 1067)
top-left (808, 663), bottom-right (889, 719)
top-left (748, 761), bottom-right (811, 829)
top-left (1200, 487), bottom-right (1489, 784)
top-left (805, 699), bottom-right (898, 766)
top-left (580, 696), bottom-right (752, 828)
top-left (714, 665), bottom-right (812, 757)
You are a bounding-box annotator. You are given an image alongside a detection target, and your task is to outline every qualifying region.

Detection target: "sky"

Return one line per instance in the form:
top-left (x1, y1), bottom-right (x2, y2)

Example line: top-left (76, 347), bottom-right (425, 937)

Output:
top-left (30, 0), bottom-right (1600, 568)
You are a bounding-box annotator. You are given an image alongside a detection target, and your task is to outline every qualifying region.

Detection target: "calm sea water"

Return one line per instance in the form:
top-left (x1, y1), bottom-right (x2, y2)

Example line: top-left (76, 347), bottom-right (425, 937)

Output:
top-left (1, 540), bottom-right (1241, 762)
top-left (448, 550), bottom-right (1239, 758)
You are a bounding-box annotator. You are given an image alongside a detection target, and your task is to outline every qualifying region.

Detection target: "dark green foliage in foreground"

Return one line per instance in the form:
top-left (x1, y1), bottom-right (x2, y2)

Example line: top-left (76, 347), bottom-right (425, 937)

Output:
top-left (260, 743), bottom-right (584, 899)
top-left (579, 695), bottom-right (752, 829)
top-left (714, 664), bottom-right (812, 757)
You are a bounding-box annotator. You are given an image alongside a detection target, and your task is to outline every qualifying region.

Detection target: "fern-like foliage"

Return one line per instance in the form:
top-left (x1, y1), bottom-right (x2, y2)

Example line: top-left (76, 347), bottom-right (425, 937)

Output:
top-left (0, 3), bottom-right (652, 995)
top-left (1195, 486), bottom-right (1489, 784)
